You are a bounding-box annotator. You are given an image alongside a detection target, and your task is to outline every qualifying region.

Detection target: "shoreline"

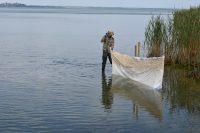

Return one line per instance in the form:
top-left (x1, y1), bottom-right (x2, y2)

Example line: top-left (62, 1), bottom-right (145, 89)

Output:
top-left (0, 7), bottom-right (174, 15)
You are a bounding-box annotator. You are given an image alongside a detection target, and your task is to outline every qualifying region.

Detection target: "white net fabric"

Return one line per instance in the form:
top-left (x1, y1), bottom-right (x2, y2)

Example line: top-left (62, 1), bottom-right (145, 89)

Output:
top-left (112, 75), bottom-right (162, 119)
top-left (111, 51), bottom-right (165, 89)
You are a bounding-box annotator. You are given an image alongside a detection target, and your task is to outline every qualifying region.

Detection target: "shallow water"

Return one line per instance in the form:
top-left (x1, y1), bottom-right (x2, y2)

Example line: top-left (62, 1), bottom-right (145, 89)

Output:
top-left (0, 9), bottom-right (200, 133)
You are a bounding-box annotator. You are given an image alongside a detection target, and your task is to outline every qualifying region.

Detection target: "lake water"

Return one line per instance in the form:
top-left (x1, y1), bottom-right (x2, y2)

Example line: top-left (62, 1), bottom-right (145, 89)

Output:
top-left (0, 8), bottom-right (200, 133)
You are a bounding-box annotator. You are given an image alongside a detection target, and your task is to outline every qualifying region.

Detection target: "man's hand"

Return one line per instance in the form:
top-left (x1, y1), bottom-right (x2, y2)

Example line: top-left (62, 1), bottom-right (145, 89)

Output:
top-left (111, 45), bottom-right (114, 50)
top-left (101, 35), bottom-right (106, 43)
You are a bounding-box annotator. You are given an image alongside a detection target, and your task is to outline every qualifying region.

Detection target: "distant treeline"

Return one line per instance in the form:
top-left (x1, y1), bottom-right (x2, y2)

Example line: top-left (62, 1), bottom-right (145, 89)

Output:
top-left (0, 2), bottom-right (63, 8)
top-left (144, 6), bottom-right (200, 79)
top-left (0, 2), bottom-right (175, 11)
top-left (0, 3), bottom-right (26, 7)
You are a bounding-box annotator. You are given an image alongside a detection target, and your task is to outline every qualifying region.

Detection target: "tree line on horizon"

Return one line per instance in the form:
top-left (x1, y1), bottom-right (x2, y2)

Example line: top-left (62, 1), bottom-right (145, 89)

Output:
top-left (0, 2), bottom-right (26, 7)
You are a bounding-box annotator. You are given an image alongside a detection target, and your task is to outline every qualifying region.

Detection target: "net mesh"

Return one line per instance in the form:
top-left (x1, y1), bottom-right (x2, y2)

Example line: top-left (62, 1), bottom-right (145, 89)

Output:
top-left (111, 51), bottom-right (165, 89)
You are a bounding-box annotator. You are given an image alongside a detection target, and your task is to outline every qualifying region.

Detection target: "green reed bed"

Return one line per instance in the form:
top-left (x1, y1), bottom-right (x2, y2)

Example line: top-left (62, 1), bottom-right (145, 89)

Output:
top-left (144, 16), bottom-right (167, 57)
top-left (144, 6), bottom-right (200, 79)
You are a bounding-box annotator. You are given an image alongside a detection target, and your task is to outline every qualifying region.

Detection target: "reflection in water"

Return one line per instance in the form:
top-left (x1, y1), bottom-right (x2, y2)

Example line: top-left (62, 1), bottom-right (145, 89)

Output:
top-left (101, 72), bottom-right (113, 110)
top-left (111, 75), bottom-right (163, 121)
top-left (162, 67), bottom-right (200, 113)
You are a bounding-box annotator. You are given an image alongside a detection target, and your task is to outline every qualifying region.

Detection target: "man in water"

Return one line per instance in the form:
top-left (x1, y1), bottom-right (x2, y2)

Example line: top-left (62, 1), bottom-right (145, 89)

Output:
top-left (101, 31), bottom-right (115, 71)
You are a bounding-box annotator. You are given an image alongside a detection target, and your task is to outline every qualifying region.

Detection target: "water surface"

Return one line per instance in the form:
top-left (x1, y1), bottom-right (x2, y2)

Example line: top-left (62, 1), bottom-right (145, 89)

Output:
top-left (0, 8), bottom-right (200, 133)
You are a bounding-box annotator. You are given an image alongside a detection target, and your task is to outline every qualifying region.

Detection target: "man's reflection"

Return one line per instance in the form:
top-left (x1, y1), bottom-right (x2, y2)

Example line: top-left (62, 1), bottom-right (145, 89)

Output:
top-left (101, 72), bottom-right (113, 109)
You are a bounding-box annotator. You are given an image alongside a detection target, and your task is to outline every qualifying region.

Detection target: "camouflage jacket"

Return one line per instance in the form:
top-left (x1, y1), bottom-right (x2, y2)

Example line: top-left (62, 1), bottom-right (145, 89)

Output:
top-left (101, 35), bottom-right (114, 53)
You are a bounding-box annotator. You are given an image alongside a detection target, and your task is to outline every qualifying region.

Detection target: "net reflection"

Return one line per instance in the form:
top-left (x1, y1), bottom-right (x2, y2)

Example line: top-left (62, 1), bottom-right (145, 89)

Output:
top-left (111, 75), bottom-right (163, 121)
top-left (101, 72), bottom-right (113, 110)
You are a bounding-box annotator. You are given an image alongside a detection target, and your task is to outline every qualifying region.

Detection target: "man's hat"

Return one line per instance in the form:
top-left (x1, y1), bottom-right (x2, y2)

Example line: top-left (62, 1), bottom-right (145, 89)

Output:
top-left (107, 31), bottom-right (114, 36)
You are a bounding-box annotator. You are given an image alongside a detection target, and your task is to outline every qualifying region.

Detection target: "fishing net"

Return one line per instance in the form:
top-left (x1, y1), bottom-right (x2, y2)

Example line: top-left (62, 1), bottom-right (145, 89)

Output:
top-left (111, 51), bottom-right (164, 89)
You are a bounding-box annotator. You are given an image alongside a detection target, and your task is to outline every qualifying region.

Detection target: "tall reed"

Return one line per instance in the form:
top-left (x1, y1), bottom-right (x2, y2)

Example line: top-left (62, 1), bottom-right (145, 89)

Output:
top-left (144, 6), bottom-right (200, 79)
top-left (144, 16), bottom-right (167, 57)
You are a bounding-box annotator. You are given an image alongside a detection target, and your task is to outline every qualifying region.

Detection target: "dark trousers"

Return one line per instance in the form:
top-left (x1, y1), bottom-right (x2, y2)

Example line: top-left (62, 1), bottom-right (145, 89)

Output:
top-left (102, 51), bottom-right (112, 71)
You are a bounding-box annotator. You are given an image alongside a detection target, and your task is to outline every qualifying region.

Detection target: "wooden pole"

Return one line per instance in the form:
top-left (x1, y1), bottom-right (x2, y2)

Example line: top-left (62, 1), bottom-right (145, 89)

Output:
top-left (138, 42), bottom-right (141, 57)
top-left (134, 45), bottom-right (137, 57)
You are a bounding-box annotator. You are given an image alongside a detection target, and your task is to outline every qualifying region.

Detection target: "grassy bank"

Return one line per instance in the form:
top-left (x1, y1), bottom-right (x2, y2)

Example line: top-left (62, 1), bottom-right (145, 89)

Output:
top-left (144, 6), bottom-right (200, 79)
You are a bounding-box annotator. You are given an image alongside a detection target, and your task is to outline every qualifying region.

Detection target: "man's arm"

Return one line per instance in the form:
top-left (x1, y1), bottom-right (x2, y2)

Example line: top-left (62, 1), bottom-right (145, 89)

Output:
top-left (101, 36), bottom-right (105, 43)
top-left (110, 38), bottom-right (114, 50)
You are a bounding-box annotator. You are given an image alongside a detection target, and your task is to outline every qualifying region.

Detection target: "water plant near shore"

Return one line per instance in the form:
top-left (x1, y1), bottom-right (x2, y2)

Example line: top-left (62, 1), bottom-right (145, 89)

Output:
top-left (144, 6), bottom-right (200, 79)
top-left (144, 16), bottom-right (167, 57)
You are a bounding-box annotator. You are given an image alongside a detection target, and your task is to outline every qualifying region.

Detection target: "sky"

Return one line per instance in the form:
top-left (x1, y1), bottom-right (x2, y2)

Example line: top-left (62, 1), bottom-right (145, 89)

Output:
top-left (0, 0), bottom-right (200, 8)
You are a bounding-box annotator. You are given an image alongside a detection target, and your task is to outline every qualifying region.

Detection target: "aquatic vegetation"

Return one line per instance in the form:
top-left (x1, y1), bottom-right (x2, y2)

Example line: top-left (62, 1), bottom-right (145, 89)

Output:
top-left (144, 16), bottom-right (167, 57)
top-left (145, 6), bottom-right (200, 79)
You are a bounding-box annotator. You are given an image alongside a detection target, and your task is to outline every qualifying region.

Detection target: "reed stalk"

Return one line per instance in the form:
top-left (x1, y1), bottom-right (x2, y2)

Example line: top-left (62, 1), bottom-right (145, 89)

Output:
top-left (144, 6), bottom-right (200, 79)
